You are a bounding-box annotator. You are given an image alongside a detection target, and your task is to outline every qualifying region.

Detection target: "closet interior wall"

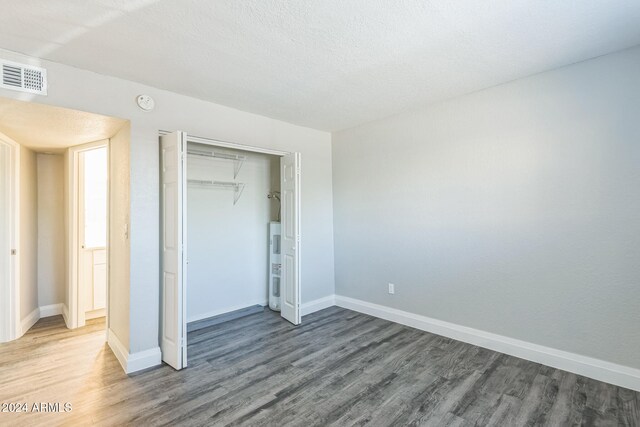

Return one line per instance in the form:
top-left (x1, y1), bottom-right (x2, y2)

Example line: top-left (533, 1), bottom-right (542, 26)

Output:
top-left (186, 142), bottom-right (280, 323)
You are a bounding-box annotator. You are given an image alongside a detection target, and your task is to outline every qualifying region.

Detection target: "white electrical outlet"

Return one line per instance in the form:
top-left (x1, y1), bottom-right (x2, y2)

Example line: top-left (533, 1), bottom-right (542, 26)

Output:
top-left (388, 283), bottom-right (395, 294)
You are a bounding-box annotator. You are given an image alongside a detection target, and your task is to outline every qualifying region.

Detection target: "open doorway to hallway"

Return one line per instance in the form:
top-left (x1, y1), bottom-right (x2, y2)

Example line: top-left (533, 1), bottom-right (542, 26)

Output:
top-left (0, 97), bottom-right (129, 347)
top-left (77, 144), bottom-right (108, 325)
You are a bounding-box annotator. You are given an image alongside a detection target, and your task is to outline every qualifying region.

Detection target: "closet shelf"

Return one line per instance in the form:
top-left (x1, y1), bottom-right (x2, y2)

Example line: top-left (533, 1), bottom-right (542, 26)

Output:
top-left (187, 179), bottom-right (245, 205)
top-left (187, 149), bottom-right (246, 178)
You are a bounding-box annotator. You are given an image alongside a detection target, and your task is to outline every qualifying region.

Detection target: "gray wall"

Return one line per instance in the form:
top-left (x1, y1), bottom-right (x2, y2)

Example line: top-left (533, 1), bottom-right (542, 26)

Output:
top-left (332, 46), bottom-right (640, 369)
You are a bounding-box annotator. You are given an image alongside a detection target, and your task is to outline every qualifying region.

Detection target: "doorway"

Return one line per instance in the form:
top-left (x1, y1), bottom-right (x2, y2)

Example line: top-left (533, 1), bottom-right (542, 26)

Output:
top-left (73, 143), bottom-right (109, 328)
top-left (159, 131), bottom-right (302, 370)
top-left (0, 98), bottom-right (128, 349)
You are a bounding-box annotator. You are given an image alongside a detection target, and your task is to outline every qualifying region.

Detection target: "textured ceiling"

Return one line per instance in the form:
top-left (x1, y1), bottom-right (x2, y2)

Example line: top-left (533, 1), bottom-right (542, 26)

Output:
top-left (0, 98), bottom-right (126, 153)
top-left (1, 1), bottom-right (639, 131)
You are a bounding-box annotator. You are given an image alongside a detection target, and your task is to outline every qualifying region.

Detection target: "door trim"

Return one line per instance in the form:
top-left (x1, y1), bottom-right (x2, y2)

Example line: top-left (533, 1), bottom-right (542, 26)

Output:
top-left (0, 134), bottom-right (20, 342)
top-left (68, 140), bottom-right (110, 330)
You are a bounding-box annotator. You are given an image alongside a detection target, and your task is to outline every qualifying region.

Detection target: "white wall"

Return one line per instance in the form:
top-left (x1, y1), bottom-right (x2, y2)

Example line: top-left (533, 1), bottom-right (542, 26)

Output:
top-left (0, 47), bottom-right (335, 355)
top-left (36, 154), bottom-right (65, 307)
top-left (19, 145), bottom-right (37, 321)
top-left (332, 46), bottom-right (640, 370)
top-left (187, 145), bottom-right (277, 321)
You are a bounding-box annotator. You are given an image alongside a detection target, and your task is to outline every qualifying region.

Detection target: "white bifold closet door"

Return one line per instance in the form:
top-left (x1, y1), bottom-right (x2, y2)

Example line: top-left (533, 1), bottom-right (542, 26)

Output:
top-left (160, 131), bottom-right (187, 370)
top-left (0, 139), bottom-right (16, 343)
top-left (280, 152), bottom-right (301, 325)
top-left (160, 130), bottom-right (302, 370)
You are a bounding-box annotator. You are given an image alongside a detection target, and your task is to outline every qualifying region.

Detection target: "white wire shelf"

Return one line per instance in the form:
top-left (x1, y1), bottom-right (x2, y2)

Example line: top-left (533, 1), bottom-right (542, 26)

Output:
top-left (187, 149), bottom-right (246, 178)
top-left (187, 179), bottom-right (245, 205)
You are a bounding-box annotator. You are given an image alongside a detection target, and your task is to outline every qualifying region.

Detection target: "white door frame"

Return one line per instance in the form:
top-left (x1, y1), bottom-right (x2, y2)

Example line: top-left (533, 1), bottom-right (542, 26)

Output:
top-left (68, 140), bottom-right (110, 331)
top-left (159, 130), bottom-right (302, 369)
top-left (0, 135), bottom-right (20, 343)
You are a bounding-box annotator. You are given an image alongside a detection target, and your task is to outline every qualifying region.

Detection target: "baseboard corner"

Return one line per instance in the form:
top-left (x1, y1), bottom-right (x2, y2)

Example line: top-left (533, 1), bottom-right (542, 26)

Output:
top-left (301, 294), bottom-right (336, 316)
top-left (107, 328), bottom-right (161, 374)
top-left (107, 328), bottom-right (129, 373)
top-left (61, 304), bottom-right (70, 328)
top-left (127, 346), bottom-right (162, 374)
top-left (20, 307), bottom-right (40, 336)
top-left (39, 303), bottom-right (63, 318)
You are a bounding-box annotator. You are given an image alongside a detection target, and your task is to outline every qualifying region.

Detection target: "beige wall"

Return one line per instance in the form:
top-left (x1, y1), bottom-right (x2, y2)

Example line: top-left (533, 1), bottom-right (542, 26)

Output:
top-left (109, 123), bottom-right (131, 350)
top-left (19, 145), bottom-right (37, 321)
top-left (36, 154), bottom-right (65, 307)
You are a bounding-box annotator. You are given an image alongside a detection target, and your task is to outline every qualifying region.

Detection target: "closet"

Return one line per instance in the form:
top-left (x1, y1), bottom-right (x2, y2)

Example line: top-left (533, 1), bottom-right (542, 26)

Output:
top-left (160, 131), bottom-right (301, 370)
top-left (186, 142), bottom-right (281, 325)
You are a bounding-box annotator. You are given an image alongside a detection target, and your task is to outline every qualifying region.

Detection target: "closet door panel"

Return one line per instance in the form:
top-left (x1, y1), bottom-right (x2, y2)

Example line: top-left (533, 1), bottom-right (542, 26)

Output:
top-left (280, 152), bottom-right (301, 325)
top-left (160, 131), bottom-right (187, 370)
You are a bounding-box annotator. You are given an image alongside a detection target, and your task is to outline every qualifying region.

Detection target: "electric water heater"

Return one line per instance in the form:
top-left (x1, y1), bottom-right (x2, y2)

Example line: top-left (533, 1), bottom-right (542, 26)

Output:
top-left (268, 222), bottom-right (282, 311)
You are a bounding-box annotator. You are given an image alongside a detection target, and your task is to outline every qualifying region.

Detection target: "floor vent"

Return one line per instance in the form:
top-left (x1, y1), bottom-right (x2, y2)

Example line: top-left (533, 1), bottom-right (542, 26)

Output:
top-left (1, 60), bottom-right (47, 95)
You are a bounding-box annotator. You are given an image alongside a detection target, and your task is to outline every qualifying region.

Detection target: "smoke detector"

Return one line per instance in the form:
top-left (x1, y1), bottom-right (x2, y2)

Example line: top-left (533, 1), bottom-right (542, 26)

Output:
top-left (1, 59), bottom-right (47, 95)
top-left (136, 94), bottom-right (155, 111)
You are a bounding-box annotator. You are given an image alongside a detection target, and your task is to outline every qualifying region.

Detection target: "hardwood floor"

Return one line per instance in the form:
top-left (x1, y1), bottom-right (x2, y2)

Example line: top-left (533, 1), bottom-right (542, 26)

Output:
top-left (0, 307), bottom-right (638, 426)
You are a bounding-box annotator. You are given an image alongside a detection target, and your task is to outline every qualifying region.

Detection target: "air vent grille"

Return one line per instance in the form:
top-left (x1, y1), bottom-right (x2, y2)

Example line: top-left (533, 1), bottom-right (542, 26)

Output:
top-left (1, 60), bottom-right (47, 95)
top-left (2, 64), bottom-right (21, 87)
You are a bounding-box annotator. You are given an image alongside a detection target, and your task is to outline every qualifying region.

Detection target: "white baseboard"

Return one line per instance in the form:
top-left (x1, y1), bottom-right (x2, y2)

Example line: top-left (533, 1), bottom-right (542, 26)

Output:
top-left (62, 304), bottom-right (70, 328)
top-left (85, 308), bottom-right (106, 320)
top-left (186, 295), bottom-right (336, 323)
top-left (107, 328), bottom-right (161, 374)
top-left (187, 300), bottom-right (268, 324)
top-left (107, 329), bottom-right (129, 371)
top-left (20, 308), bottom-right (40, 336)
top-left (301, 295), bottom-right (336, 316)
top-left (335, 295), bottom-right (640, 392)
top-left (39, 303), bottom-right (63, 318)
top-left (127, 347), bottom-right (162, 373)
top-left (20, 304), bottom-right (66, 336)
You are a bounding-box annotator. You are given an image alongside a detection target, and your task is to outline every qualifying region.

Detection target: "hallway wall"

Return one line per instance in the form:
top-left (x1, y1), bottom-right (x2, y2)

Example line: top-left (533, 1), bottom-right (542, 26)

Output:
top-left (36, 153), bottom-right (65, 307)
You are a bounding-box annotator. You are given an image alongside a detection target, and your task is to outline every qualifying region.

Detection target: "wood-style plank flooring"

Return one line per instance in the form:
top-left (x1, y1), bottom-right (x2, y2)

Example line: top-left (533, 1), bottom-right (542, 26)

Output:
top-left (0, 307), bottom-right (638, 426)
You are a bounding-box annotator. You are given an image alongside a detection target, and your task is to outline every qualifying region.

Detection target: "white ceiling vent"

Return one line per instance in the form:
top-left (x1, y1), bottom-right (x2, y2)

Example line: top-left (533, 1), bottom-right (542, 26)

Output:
top-left (1, 60), bottom-right (47, 95)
